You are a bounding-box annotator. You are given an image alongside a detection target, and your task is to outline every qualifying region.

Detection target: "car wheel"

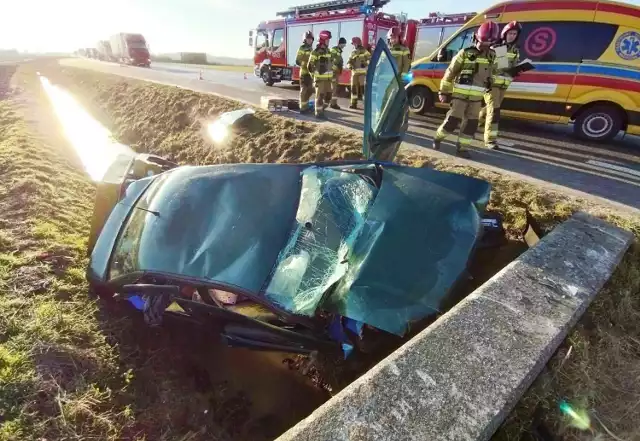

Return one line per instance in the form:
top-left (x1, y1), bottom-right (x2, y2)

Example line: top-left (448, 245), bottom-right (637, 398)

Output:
top-left (261, 69), bottom-right (274, 86)
top-left (408, 86), bottom-right (433, 115)
top-left (573, 104), bottom-right (623, 142)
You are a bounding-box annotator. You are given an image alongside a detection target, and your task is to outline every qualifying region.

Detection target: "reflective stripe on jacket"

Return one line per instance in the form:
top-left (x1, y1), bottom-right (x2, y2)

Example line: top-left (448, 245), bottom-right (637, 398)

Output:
top-left (390, 44), bottom-right (410, 74)
top-left (439, 47), bottom-right (496, 102)
top-left (296, 44), bottom-right (313, 76)
top-left (347, 47), bottom-right (371, 75)
top-left (308, 46), bottom-right (333, 80)
top-left (330, 46), bottom-right (344, 76)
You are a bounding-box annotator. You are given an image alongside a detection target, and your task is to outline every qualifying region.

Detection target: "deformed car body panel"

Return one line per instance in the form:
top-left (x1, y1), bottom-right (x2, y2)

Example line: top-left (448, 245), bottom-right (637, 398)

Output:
top-left (326, 166), bottom-right (491, 335)
top-left (107, 164), bottom-right (305, 294)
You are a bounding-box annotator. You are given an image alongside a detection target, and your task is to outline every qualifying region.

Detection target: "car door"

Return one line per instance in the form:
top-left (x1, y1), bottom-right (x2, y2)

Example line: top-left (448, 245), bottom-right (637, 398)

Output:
top-left (363, 38), bottom-right (409, 163)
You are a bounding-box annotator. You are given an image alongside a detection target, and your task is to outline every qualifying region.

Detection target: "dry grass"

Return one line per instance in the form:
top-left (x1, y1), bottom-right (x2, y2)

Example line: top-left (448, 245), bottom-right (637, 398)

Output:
top-left (2, 60), bottom-right (640, 440)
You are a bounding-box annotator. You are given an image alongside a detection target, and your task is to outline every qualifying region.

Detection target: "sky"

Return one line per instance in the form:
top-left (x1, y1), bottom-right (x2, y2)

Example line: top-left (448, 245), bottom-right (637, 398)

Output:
top-left (2, 0), bottom-right (639, 58)
top-left (1, 0), bottom-right (491, 58)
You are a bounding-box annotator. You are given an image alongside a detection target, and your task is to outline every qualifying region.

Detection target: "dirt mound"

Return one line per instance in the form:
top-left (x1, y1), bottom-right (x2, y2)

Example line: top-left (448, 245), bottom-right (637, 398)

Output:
top-left (45, 67), bottom-right (364, 167)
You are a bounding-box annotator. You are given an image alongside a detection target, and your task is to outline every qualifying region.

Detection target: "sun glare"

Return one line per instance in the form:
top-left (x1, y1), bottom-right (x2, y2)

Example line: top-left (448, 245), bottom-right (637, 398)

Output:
top-left (39, 75), bottom-right (135, 181)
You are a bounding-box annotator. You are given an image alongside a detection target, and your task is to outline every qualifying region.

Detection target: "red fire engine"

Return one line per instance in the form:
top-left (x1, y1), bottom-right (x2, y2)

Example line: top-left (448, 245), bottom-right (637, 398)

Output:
top-left (407, 11), bottom-right (476, 62)
top-left (249, 0), bottom-right (410, 88)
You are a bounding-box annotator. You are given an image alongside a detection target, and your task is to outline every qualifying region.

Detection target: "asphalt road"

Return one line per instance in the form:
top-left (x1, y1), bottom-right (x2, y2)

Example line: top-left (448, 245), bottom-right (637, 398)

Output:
top-left (60, 58), bottom-right (640, 211)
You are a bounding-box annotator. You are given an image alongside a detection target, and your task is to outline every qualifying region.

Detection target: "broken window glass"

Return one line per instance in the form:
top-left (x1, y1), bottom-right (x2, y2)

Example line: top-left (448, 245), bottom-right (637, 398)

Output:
top-left (265, 166), bottom-right (378, 316)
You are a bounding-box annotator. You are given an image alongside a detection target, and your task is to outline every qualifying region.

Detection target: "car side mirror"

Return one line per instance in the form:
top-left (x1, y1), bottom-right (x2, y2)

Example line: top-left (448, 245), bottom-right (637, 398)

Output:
top-left (249, 30), bottom-right (254, 37)
top-left (437, 48), bottom-right (447, 62)
top-left (249, 37), bottom-right (253, 47)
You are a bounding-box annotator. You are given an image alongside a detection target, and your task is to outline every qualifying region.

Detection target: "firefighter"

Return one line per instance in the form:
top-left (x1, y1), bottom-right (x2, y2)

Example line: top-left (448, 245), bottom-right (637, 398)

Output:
top-left (296, 31), bottom-right (314, 114)
top-left (433, 21), bottom-right (499, 158)
top-left (387, 27), bottom-right (410, 75)
top-left (308, 30), bottom-right (334, 119)
top-left (347, 37), bottom-right (371, 109)
top-left (329, 37), bottom-right (347, 110)
top-left (481, 20), bottom-right (522, 149)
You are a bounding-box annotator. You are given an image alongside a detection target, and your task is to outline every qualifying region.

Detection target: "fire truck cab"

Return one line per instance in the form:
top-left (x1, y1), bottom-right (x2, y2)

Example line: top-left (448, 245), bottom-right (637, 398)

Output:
top-left (249, 0), bottom-right (409, 88)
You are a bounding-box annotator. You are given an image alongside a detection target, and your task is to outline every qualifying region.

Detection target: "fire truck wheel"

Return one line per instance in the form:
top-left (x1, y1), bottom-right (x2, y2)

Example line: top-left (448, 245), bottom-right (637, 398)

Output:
top-left (261, 68), bottom-right (274, 86)
top-left (408, 86), bottom-right (433, 115)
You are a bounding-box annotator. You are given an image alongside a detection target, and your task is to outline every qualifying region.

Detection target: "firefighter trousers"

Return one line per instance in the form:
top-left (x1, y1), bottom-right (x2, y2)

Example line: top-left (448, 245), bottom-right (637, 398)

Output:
top-left (350, 73), bottom-right (365, 106)
top-left (479, 88), bottom-right (506, 145)
top-left (435, 99), bottom-right (483, 150)
top-left (330, 78), bottom-right (339, 105)
top-left (300, 74), bottom-right (313, 111)
top-left (315, 80), bottom-right (332, 116)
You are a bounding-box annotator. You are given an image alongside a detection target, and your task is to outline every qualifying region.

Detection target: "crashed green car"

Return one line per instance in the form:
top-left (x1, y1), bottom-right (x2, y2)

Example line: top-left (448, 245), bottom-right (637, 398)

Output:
top-left (87, 41), bottom-right (496, 357)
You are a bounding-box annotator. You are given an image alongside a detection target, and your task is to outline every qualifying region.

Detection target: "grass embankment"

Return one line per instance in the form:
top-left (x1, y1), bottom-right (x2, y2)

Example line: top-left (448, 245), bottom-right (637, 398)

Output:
top-left (0, 65), bottom-right (272, 441)
top-left (3, 60), bottom-right (639, 440)
top-left (0, 84), bottom-right (132, 439)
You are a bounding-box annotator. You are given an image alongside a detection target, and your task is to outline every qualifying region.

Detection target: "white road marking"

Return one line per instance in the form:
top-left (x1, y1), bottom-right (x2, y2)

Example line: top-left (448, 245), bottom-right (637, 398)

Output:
top-left (587, 159), bottom-right (640, 178)
top-left (497, 140), bottom-right (515, 147)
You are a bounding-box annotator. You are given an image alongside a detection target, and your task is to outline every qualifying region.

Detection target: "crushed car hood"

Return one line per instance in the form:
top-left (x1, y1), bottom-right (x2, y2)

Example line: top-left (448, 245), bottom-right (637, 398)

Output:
top-left (264, 165), bottom-right (490, 336)
top-left (327, 166), bottom-right (490, 335)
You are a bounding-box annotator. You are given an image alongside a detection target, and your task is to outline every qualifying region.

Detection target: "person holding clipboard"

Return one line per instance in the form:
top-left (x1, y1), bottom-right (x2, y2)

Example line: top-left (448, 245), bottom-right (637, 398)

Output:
top-left (481, 21), bottom-right (534, 149)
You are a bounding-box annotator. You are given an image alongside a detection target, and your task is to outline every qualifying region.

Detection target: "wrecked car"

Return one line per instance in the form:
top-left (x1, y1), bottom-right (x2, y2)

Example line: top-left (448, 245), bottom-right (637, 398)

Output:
top-left (87, 41), bottom-right (498, 358)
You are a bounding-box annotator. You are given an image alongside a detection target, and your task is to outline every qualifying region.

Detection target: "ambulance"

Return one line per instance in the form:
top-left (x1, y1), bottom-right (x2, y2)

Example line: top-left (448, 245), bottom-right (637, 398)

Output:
top-left (406, 0), bottom-right (640, 142)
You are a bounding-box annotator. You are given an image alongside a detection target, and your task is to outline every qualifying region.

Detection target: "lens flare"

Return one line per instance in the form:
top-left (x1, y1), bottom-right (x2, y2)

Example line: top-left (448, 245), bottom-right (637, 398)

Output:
top-left (559, 400), bottom-right (591, 431)
top-left (39, 76), bottom-right (134, 181)
top-left (207, 120), bottom-right (229, 143)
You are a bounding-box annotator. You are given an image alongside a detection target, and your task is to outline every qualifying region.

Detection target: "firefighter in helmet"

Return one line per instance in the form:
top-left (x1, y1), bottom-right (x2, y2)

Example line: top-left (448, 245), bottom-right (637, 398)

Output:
top-left (329, 37), bottom-right (347, 110)
top-left (481, 20), bottom-right (522, 149)
top-left (387, 26), bottom-right (410, 75)
top-left (296, 31), bottom-right (314, 114)
top-left (433, 21), bottom-right (499, 158)
top-left (347, 36), bottom-right (371, 109)
top-left (307, 30), bottom-right (334, 119)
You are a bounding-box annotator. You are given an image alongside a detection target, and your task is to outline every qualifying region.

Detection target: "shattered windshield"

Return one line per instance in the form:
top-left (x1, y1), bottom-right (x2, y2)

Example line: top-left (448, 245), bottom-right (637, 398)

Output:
top-left (265, 167), bottom-right (378, 316)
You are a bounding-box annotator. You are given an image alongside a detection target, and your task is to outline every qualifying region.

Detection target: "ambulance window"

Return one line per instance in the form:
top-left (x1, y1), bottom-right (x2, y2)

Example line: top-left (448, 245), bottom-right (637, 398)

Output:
top-left (581, 23), bottom-right (619, 60)
top-left (272, 29), bottom-right (284, 50)
top-left (441, 26), bottom-right (459, 44)
top-left (414, 27), bottom-right (442, 60)
top-left (439, 27), bottom-right (478, 62)
top-left (519, 22), bottom-right (588, 62)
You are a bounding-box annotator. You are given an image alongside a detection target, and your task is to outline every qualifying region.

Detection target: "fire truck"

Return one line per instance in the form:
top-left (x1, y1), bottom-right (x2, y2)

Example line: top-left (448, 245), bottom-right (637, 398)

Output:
top-left (407, 11), bottom-right (476, 62)
top-left (249, 0), bottom-right (412, 88)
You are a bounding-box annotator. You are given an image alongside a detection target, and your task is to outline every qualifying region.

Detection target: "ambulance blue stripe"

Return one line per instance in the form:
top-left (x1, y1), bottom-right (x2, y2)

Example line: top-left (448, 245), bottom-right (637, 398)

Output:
top-left (411, 61), bottom-right (640, 81)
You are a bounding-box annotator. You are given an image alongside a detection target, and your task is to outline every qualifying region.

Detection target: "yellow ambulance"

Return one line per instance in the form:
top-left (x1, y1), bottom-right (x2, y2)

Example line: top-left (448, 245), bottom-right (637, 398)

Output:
top-left (406, 0), bottom-right (640, 142)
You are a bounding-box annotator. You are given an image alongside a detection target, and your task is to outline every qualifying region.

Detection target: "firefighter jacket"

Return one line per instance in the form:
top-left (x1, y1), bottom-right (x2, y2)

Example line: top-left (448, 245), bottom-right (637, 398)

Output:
top-left (296, 43), bottom-right (313, 76)
top-left (307, 45), bottom-right (333, 81)
top-left (330, 46), bottom-right (344, 76)
top-left (493, 43), bottom-right (520, 89)
top-left (439, 46), bottom-right (496, 102)
top-left (390, 43), bottom-right (411, 74)
top-left (347, 46), bottom-right (371, 75)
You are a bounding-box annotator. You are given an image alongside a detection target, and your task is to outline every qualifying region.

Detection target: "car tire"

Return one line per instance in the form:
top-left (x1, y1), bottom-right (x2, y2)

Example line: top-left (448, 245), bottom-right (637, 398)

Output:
top-left (573, 104), bottom-right (623, 142)
top-left (408, 86), bottom-right (433, 115)
top-left (261, 69), bottom-right (274, 86)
